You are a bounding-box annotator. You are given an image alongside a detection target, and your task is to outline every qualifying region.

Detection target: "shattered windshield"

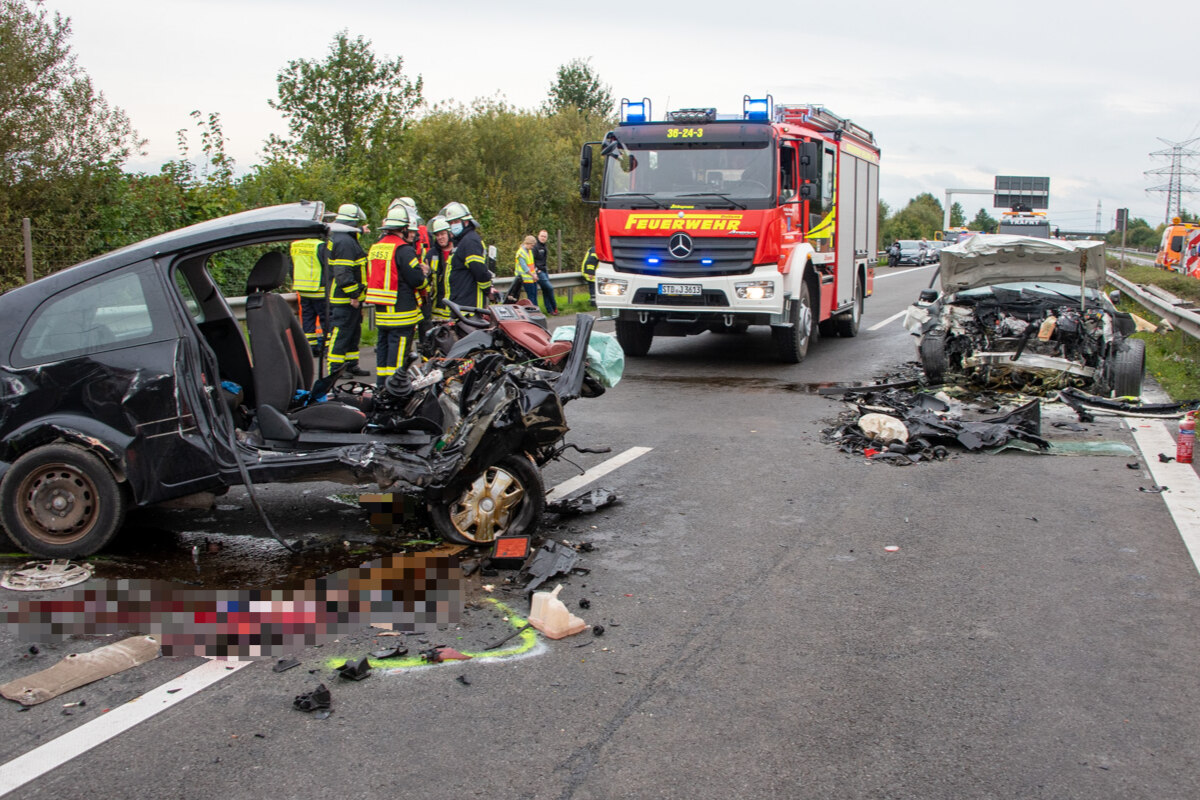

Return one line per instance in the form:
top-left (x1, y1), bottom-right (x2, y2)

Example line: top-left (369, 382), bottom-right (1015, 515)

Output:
top-left (602, 142), bottom-right (774, 209)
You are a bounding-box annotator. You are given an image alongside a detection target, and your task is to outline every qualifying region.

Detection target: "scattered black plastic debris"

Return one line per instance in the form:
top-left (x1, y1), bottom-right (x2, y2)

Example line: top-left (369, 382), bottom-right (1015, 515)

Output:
top-left (272, 658), bottom-right (301, 673)
top-left (28, 646), bottom-right (38, 655)
top-left (1139, 485), bottom-right (1169, 494)
top-left (293, 683), bottom-right (331, 712)
top-left (484, 623), bottom-right (531, 651)
top-left (547, 487), bottom-right (618, 515)
top-left (592, 625), bottom-right (605, 636)
top-left (369, 646), bottom-right (408, 660)
top-left (1126, 462), bottom-right (1140, 470)
top-left (335, 657), bottom-right (371, 681)
top-left (1160, 453), bottom-right (1176, 463)
top-left (456, 675), bottom-right (471, 686)
top-left (578, 598), bottom-right (591, 610)
top-left (522, 540), bottom-right (582, 593)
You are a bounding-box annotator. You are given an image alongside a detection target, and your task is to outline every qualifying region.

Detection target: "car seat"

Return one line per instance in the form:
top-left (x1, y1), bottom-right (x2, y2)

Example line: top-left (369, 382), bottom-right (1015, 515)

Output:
top-left (244, 252), bottom-right (366, 437)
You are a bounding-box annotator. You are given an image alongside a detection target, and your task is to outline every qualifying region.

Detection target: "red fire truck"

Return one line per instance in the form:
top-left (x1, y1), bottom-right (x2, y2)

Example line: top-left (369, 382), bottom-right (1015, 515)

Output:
top-left (579, 96), bottom-right (881, 362)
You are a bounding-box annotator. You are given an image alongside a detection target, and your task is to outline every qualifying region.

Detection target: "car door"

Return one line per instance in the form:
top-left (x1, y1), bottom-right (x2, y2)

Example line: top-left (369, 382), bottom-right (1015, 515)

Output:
top-left (9, 260), bottom-right (228, 505)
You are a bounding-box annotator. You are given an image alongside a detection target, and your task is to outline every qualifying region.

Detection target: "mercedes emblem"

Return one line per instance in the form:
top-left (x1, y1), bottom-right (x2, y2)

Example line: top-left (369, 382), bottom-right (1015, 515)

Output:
top-left (668, 232), bottom-right (693, 259)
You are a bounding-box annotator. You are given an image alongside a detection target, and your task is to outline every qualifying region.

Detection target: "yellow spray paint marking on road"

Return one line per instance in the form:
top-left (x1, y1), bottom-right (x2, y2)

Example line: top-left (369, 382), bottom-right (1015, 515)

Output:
top-left (324, 599), bottom-right (540, 672)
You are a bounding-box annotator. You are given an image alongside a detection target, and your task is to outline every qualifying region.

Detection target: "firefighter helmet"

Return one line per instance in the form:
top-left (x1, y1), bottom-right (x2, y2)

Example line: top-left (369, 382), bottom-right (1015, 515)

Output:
top-left (334, 203), bottom-right (366, 225)
top-left (441, 201), bottom-right (474, 224)
top-left (380, 205), bottom-right (412, 231)
top-left (428, 216), bottom-right (450, 234)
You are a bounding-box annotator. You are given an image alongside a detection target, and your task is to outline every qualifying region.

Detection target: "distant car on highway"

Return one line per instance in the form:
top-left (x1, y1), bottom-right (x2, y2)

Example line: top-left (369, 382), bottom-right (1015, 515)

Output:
top-left (896, 240), bottom-right (932, 266)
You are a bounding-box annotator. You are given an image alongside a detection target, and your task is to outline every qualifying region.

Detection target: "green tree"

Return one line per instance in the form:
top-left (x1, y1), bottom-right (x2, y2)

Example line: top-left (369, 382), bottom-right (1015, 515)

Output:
top-left (0, 0), bottom-right (143, 190)
top-left (949, 201), bottom-right (966, 228)
top-left (544, 58), bottom-right (614, 119)
top-left (267, 30), bottom-right (423, 165)
top-left (970, 207), bottom-right (998, 233)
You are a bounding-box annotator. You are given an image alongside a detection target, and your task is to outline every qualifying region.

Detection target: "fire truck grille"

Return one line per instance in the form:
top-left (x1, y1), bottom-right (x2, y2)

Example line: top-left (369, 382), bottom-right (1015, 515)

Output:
top-left (611, 236), bottom-right (758, 277)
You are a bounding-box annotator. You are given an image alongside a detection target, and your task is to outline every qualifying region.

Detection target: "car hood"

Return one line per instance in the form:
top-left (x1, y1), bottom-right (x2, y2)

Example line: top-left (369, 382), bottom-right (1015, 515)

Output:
top-left (939, 235), bottom-right (1106, 294)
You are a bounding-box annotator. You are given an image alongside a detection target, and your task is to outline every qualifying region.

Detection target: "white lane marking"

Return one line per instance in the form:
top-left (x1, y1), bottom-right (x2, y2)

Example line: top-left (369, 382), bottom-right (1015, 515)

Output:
top-left (0, 659), bottom-right (250, 796)
top-left (867, 309), bottom-right (908, 331)
top-left (873, 265), bottom-right (934, 281)
top-left (546, 445), bottom-right (653, 498)
top-left (1126, 420), bottom-right (1200, 575)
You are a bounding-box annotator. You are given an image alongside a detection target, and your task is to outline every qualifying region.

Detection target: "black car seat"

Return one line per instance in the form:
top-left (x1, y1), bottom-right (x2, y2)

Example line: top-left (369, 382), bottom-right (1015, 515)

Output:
top-left (244, 252), bottom-right (366, 437)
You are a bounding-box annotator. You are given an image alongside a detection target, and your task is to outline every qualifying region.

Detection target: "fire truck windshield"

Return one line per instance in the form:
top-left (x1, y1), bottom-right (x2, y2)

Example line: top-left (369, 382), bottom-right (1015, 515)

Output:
top-left (602, 143), bottom-right (774, 209)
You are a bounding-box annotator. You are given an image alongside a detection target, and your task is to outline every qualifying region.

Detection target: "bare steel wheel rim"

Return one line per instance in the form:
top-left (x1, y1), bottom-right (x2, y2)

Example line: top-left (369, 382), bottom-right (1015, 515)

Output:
top-left (448, 466), bottom-right (526, 543)
top-left (17, 463), bottom-right (99, 545)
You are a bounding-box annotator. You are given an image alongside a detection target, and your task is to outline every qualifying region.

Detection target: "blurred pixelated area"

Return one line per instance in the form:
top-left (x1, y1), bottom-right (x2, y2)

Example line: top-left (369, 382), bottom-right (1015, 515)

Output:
top-left (358, 492), bottom-right (421, 530)
top-left (0, 552), bottom-right (462, 659)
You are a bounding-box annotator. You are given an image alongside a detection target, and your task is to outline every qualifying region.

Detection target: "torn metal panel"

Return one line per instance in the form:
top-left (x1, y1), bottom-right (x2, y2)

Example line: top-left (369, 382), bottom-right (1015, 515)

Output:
top-left (522, 540), bottom-right (582, 593)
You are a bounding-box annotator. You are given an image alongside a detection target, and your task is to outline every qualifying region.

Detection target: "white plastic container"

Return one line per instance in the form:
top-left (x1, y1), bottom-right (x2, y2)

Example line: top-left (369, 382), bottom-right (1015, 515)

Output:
top-left (528, 584), bottom-right (588, 639)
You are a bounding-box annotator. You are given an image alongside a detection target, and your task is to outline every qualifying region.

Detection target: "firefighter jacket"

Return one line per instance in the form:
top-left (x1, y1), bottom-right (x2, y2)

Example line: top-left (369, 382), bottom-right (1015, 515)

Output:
top-left (449, 227), bottom-right (491, 308)
top-left (427, 245), bottom-right (454, 319)
top-left (515, 246), bottom-right (537, 283)
top-left (580, 247), bottom-right (598, 283)
top-left (366, 233), bottom-right (427, 326)
top-left (328, 229), bottom-right (367, 304)
top-left (290, 238), bottom-right (327, 297)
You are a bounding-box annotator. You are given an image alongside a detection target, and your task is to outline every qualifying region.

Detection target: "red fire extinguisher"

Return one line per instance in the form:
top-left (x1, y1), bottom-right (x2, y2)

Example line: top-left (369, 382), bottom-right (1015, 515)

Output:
top-left (1178, 412), bottom-right (1195, 464)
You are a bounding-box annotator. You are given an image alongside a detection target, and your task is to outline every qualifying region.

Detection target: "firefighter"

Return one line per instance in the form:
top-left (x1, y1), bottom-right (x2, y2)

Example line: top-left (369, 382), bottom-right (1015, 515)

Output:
top-left (514, 235), bottom-right (538, 305)
top-left (580, 245), bottom-right (599, 307)
top-left (389, 196), bottom-right (429, 260)
top-left (425, 216), bottom-right (454, 322)
top-left (443, 201), bottom-right (492, 309)
top-left (365, 205), bottom-right (427, 387)
top-left (290, 236), bottom-right (328, 355)
top-left (327, 203), bottom-right (370, 377)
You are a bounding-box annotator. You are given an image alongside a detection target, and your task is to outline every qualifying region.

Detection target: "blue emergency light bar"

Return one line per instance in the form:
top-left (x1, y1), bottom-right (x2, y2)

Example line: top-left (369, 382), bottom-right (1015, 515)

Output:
top-left (620, 97), bottom-right (652, 124)
top-left (743, 94), bottom-right (774, 121)
top-left (646, 257), bottom-right (660, 265)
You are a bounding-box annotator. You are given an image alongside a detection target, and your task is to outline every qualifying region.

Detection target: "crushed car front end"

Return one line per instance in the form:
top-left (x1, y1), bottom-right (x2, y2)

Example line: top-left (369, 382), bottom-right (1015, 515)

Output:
top-left (905, 236), bottom-right (1144, 396)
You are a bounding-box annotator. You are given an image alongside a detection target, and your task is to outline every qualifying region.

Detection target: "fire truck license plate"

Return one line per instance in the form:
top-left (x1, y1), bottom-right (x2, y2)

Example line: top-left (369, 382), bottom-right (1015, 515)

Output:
top-left (658, 283), bottom-right (702, 296)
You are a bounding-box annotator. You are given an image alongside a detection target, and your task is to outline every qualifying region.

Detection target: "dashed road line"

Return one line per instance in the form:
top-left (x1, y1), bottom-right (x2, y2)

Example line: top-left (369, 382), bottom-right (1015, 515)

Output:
top-left (0, 659), bottom-right (251, 796)
top-left (546, 445), bottom-right (653, 497)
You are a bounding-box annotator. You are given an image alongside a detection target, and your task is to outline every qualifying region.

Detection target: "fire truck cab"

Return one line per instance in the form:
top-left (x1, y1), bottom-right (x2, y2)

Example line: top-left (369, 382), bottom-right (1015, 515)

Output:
top-left (579, 96), bottom-right (881, 363)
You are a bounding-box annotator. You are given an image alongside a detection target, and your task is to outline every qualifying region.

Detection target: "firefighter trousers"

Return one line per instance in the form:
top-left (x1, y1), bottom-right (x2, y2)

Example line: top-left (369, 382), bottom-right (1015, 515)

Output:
top-left (327, 303), bottom-right (362, 369)
top-left (299, 296), bottom-right (328, 354)
top-left (375, 324), bottom-right (415, 387)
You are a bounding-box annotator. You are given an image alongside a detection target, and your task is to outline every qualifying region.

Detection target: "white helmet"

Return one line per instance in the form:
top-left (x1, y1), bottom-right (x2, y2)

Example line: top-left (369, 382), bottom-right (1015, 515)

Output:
top-left (442, 201), bottom-right (474, 224)
top-left (428, 215), bottom-right (450, 234)
top-left (380, 205), bottom-right (413, 231)
top-left (334, 203), bottom-right (366, 225)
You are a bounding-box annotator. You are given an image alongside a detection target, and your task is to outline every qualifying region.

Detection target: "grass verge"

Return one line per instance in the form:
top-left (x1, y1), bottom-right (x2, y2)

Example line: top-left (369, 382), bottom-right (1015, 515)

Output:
top-left (1106, 257), bottom-right (1200, 400)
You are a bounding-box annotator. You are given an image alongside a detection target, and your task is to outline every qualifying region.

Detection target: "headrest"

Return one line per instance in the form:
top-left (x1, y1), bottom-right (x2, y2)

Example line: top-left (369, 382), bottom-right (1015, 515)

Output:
top-left (246, 251), bottom-right (289, 294)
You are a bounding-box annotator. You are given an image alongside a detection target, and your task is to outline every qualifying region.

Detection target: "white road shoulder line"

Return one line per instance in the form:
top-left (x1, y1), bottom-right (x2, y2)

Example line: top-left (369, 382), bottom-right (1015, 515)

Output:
top-left (873, 265), bottom-right (934, 280)
top-left (546, 445), bottom-right (653, 497)
top-left (0, 659), bottom-right (251, 797)
top-left (867, 309), bottom-right (908, 331)
top-left (1126, 420), bottom-right (1200, 575)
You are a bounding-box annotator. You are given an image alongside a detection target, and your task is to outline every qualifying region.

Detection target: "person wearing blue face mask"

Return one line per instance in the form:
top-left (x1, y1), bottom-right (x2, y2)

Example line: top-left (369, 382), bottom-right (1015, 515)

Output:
top-left (442, 201), bottom-right (492, 310)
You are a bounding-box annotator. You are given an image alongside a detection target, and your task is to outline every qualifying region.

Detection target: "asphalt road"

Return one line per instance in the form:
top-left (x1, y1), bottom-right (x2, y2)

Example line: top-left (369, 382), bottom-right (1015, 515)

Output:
top-left (3, 265), bottom-right (1200, 799)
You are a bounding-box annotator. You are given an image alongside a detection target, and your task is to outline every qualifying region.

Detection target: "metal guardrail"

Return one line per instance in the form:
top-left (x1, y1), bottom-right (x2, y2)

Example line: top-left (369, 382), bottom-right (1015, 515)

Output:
top-left (1107, 269), bottom-right (1200, 341)
top-left (227, 272), bottom-right (588, 322)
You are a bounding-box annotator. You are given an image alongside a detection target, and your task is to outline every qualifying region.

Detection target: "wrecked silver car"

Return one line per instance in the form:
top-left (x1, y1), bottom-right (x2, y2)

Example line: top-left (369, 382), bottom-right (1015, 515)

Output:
top-left (904, 235), bottom-right (1144, 396)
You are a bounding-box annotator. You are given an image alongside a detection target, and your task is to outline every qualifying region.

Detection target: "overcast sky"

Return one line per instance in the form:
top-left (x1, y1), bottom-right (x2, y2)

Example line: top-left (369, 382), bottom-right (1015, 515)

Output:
top-left (50, 0), bottom-right (1200, 231)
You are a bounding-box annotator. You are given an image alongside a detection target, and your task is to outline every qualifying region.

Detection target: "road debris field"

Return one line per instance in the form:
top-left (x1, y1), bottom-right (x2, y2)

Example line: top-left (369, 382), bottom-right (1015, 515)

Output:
top-left (3, 263), bottom-right (1200, 800)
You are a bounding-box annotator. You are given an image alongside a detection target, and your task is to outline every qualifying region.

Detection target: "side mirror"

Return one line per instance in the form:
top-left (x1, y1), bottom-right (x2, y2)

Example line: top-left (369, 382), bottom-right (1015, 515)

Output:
top-left (918, 288), bottom-right (939, 304)
top-left (579, 144), bottom-right (595, 201)
top-left (799, 184), bottom-right (816, 201)
top-left (1109, 289), bottom-right (1122, 306)
top-left (799, 141), bottom-right (820, 183)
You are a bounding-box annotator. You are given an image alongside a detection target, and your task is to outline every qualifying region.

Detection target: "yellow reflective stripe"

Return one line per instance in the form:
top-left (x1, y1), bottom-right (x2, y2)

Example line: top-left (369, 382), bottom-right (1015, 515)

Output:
top-left (465, 255), bottom-right (485, 265)
top-left (376, 309), bottom-right (422, 325)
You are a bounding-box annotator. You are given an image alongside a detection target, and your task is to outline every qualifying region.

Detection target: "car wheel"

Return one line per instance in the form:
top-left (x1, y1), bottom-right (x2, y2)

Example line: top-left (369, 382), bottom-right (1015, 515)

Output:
top-left (834, 278), bottom-right (863, 338)
top-left (429, 455), bottom-right (545, 545)
top-left (919, 333), bottom-right (949, 384)
top-left (0, 444), bottom-right (127, 557)
top-left (615, 320), bottom-right (654, 357)
top-left (1109, 339), bottom-right (1146, 398)
top-left (773, 281), bottom-right (814, 363)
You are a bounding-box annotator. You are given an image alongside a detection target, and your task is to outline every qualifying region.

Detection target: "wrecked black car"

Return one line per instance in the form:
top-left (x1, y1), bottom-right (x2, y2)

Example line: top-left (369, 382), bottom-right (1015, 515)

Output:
top-left (904, 235), bottom-right (1144, 397)
top-left (0, 203), bottom-right (597, 557)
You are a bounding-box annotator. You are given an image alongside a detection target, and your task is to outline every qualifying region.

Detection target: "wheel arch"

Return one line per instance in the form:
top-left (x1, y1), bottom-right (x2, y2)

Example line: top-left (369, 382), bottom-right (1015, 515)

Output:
top-left (3, 420), bottom-right (129, 485)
